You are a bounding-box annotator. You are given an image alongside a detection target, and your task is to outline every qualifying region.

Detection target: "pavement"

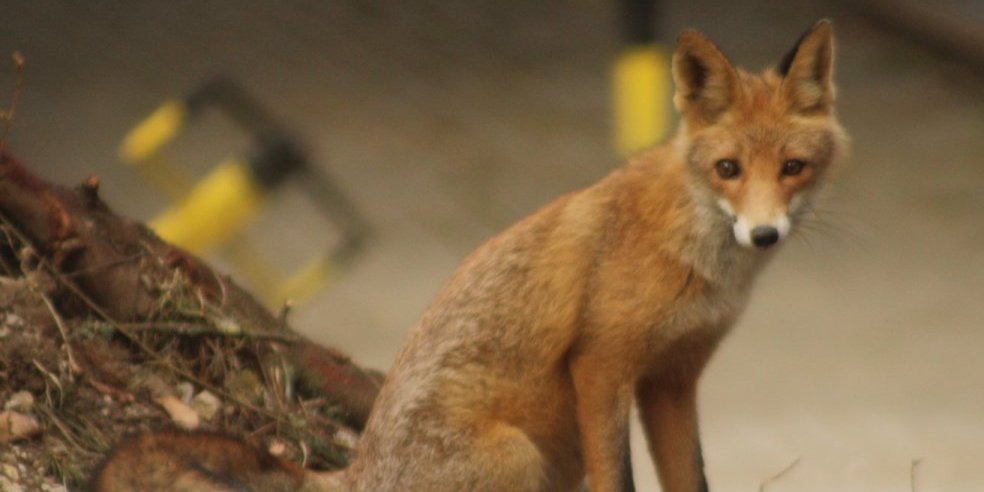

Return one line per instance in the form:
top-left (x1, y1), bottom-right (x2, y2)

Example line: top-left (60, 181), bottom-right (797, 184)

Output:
top-left (0, 1), bottom-right (982, 490)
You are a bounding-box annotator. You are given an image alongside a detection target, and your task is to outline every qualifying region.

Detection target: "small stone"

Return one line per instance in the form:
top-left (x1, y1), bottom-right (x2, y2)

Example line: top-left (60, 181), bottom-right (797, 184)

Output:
top-left (1, 464), bottom-right (18, 481)
top-left (139, 375), bottom-right (172, 400)
top-left (334, 426), bottom-right (360, 449)
top-left (155, 395), bottom-right (199, 430)
top-left (0, 476), bottom-right (23, 492)
top-left (4, 392), bottom-right (33, 412)
top-left (226, 371), bottom-right (264, 404)
top-left (175, 382), bottom-right (195, 403)
top-left (191, 391), bottom-right (221, 421)
top-left (214, 317), bottom-right (241, 335)
top-left (2, 313), bottom-right (23, 329)
top-left (0, 411), bottom-right (40, 444)
top-left (267, 440), bottom-right (286, 456)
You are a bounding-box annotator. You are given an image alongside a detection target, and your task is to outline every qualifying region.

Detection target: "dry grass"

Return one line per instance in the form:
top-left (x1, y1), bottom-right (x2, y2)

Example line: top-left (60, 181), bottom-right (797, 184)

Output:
top-left (0, 219), bottom-right (354, 490)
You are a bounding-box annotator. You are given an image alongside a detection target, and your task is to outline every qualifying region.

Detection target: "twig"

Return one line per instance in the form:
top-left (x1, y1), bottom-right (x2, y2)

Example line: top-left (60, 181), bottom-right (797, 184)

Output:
top-left (33, 401), bottom-right (88, 454)
top-left (85, 376), bottom-right (135, 403)
top-left (0, 51), bottom-right (25, 158)
top-left (38, 291), bottom-right (82, 375)
top-left (758, 457), bottom-right (802, 492)
top-left (31, 358), bottom-right (64, 406)
top-left (113, 321), bottom-right (299, 343)
top-left (0, 225), bottom-right (17, 275)
top-left (278, 299), bottom-right (293, 324)
top-left (299, 439), bottom-right (310, 468)
top-left (911, 458), bottom-right (922, 492)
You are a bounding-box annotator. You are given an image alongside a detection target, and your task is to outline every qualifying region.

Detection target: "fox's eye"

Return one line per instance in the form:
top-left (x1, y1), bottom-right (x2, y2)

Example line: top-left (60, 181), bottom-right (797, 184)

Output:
top-left (782, 159), bottom-right (806, 176)
top-left (715, 159), bottom-right (741, 179)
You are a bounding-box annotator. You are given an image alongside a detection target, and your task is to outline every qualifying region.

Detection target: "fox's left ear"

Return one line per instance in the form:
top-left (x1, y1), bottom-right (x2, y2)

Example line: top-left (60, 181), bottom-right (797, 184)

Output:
top-left (778, 19), bottom-right (835, 114)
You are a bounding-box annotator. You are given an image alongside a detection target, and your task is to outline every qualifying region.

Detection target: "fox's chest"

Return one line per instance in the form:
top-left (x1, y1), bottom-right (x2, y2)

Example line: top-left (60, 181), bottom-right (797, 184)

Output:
top-left (674, 280), bottom-right (749, 331)
top-left (649, 250), bottom-right (762, 343)
top-left (679, 237), bottom-right (765, 327)
top-left (630, 277), bottom-right (752, 383)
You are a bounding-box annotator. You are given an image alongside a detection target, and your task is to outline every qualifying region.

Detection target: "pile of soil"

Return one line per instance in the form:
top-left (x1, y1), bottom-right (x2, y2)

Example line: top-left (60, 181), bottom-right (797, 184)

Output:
top-left (0, 209), bottom-right (358, 491)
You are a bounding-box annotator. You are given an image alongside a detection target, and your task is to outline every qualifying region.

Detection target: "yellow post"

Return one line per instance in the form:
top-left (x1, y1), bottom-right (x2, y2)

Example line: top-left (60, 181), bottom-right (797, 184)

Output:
top-left (119, 100), bottom-right (187, 162)
top-left (119, 100), bottom-right (196, 199)
top-left (612, 0), bottom-right (671, 158)
top-left (150, 158), bottom-right (264, 254)
top-left (613, 44), bottom-right (671, 157)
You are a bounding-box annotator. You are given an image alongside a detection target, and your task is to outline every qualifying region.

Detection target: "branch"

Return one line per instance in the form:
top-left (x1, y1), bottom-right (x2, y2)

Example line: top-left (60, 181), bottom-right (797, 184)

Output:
top-left (0, 153), bottom-right (382, 427)
top-left (758, 457), bottom-right (801, 492)
top-left (0, 51), bottom-right (25, 157)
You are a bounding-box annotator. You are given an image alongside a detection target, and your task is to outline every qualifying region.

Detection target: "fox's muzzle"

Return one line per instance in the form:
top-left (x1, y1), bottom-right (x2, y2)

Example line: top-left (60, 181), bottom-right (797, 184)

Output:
top-left (731, 214), bottom-right (790, 249)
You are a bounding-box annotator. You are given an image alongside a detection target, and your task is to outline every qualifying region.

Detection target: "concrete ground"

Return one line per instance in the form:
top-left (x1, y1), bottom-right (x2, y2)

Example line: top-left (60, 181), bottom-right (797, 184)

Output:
top-left (1, 1), bottom-right (982, 490)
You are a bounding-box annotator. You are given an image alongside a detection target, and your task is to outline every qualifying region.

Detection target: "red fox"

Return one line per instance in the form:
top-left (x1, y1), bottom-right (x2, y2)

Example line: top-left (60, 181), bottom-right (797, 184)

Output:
top-left (92, 20), bottom-right (845, 492)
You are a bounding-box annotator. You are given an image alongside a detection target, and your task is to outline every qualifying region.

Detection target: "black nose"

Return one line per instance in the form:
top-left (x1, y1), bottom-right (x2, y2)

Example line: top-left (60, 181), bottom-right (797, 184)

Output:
top-left (750, 226), bottom-right (779, 248)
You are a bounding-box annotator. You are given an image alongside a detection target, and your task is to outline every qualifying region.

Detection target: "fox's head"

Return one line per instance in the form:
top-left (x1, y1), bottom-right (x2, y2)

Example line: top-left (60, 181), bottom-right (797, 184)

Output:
top-left (673, 20), bottom-right (847, 249)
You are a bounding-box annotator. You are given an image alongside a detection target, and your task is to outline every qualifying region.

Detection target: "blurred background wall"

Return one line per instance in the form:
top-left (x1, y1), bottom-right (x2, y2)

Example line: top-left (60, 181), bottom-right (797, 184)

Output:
top-left (0, 0), bottom-right (982, 490)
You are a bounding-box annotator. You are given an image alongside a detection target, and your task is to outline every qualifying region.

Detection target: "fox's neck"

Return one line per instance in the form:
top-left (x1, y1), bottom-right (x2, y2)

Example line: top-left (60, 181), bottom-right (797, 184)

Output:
top-left (683, 182), bottom-right (767, 290)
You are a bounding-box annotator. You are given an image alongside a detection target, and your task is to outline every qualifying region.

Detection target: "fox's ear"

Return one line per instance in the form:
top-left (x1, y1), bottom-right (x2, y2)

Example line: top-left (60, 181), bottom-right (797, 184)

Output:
top-left (672, 30), bottom-right (739, 125)
top-left (779, 19), bottom-right (835, 114)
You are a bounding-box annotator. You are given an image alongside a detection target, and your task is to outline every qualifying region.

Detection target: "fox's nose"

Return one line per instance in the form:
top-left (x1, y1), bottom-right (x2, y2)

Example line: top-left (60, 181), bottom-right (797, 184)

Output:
top-left (750, 226), bottom-right (779, 248)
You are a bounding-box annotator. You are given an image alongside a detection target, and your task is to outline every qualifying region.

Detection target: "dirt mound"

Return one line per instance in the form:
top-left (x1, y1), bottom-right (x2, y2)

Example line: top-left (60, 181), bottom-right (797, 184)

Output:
top-left (0, 157), bottom-right (376, 490)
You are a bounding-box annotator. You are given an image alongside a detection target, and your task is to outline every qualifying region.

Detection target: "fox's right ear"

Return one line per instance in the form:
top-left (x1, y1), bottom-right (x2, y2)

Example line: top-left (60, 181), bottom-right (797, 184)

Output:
top-left (672, 30), bottom-right (739, 126)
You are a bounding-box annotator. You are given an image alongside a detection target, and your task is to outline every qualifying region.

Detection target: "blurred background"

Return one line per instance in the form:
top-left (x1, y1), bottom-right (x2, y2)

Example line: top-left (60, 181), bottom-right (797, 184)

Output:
top-left (1, 0), bottom-right (982, 490)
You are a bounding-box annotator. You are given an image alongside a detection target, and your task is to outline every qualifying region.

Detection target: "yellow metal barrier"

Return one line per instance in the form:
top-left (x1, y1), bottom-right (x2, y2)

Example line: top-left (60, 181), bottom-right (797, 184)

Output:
top-left (612, 0), bottom-right (672, 158)
top-left (150, 158), bottom-right (264, 254)
top-left (120, 79), bottom-right (368, 307)
top-left (120, 100), bottom-right (187, 163)
top-left (613, 45), bottom-right (671, 157)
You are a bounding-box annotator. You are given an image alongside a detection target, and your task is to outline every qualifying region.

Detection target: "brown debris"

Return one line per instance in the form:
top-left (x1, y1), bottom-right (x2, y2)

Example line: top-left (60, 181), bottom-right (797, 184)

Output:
top-left (0, 154), bottom-right (380, 487)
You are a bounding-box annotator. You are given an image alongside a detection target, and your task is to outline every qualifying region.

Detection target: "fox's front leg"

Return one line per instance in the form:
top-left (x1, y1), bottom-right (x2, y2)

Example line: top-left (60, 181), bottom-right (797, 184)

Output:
top-left (636, 378), bottom-right (708, 492)
top-left (570, 352), bottom-right (635, 492)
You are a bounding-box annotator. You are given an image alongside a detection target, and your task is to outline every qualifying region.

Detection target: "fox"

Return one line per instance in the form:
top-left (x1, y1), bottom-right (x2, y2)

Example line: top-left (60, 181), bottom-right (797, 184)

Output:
top-left (92, 20), bottom-right (846, 492)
